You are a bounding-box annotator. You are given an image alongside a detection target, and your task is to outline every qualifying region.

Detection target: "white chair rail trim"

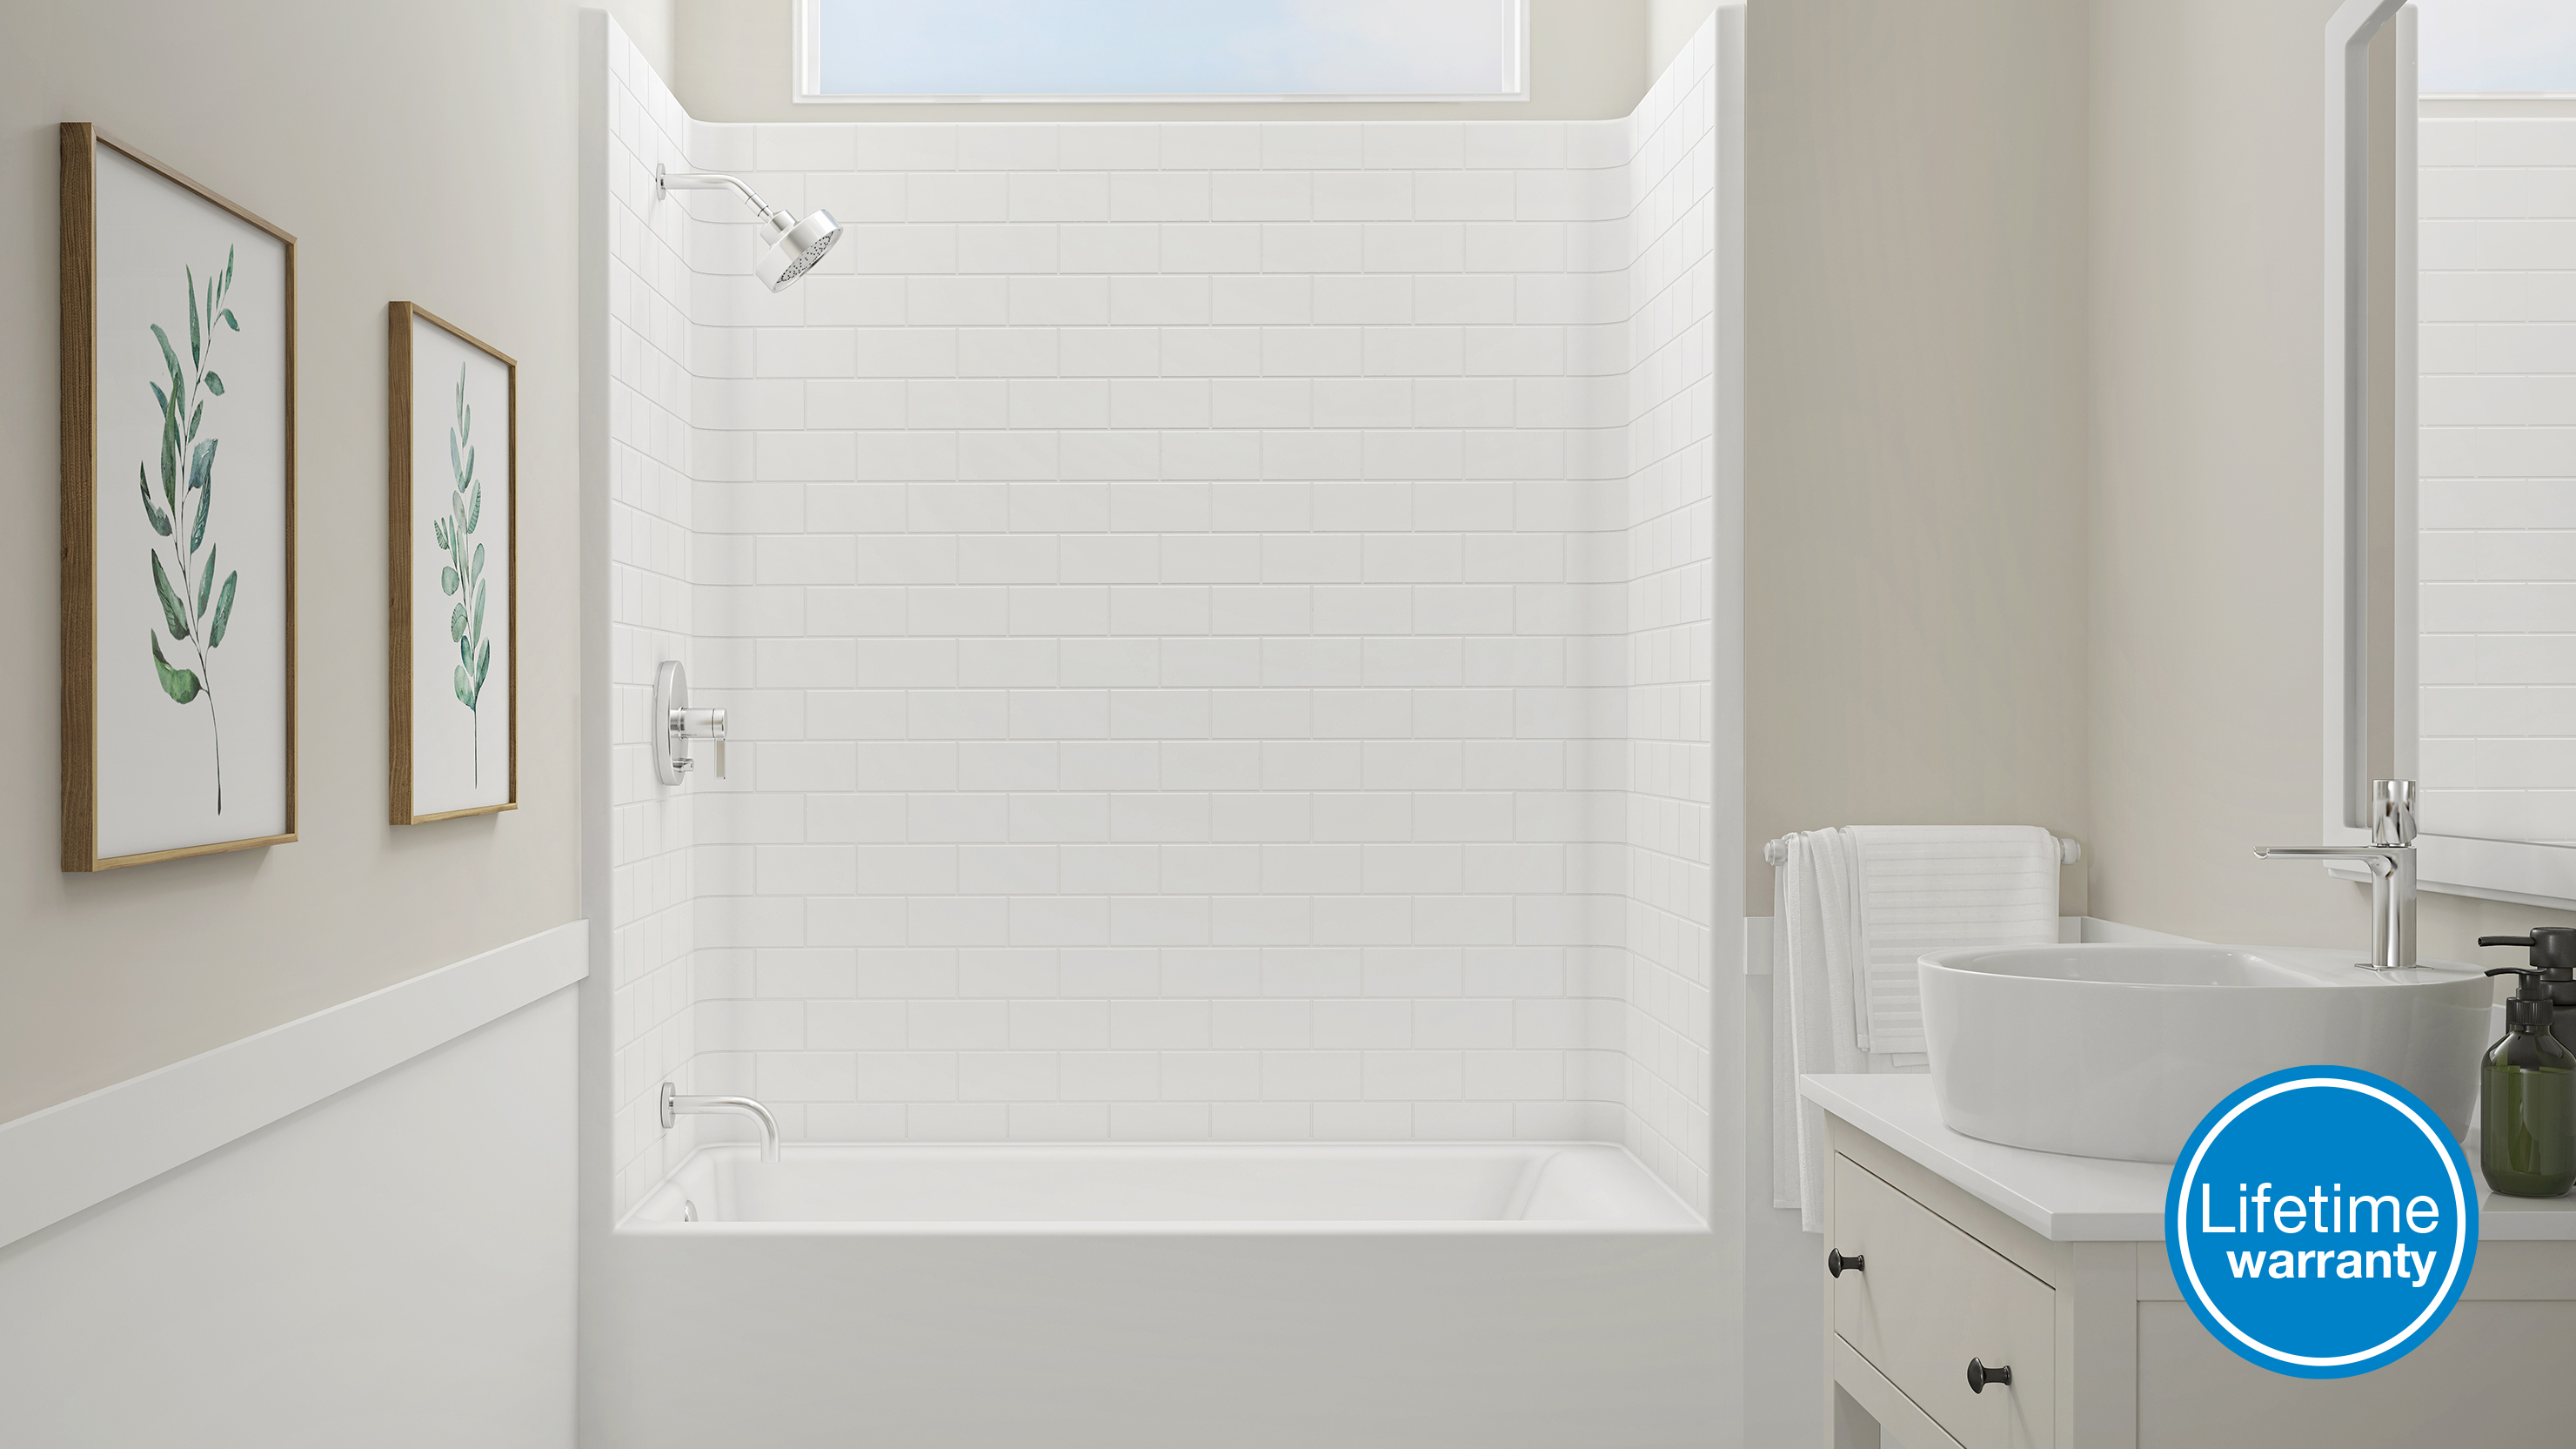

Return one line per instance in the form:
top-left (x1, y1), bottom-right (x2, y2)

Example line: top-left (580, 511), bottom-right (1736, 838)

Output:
top-left (0, 920), bottom-right (587, 1251)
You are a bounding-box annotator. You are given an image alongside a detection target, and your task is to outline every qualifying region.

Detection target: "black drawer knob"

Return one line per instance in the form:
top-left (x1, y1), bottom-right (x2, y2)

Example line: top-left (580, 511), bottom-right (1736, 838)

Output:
top-left (1826, 1248), bottom-right (1864, 1278)
top-left (1966, 1358), bottom-right (2012, 1394)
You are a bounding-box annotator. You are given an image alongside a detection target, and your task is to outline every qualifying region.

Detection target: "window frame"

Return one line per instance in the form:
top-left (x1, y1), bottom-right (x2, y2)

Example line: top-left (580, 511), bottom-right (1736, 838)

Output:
top-left (791, 0), bottom-right (1531, 105)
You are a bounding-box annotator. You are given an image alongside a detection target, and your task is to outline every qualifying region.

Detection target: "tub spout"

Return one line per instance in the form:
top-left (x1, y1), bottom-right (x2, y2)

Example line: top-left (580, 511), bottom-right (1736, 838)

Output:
top-left (660, 1083), bottom-right (780, 1164)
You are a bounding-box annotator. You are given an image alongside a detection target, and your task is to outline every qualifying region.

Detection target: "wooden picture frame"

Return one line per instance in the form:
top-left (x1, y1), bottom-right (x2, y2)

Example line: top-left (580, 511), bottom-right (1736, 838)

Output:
top-left (387, 302), bottom-right (518, 823)
top-left (61, 124), bottom-right (298, 872)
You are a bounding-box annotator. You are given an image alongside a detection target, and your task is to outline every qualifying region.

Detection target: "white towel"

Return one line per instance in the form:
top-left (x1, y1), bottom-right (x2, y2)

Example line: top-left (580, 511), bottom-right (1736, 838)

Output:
top-left (1772, 824), bottom-right (2062, 1232)
top-left (1847, 826), bottom-right (2062, 1058)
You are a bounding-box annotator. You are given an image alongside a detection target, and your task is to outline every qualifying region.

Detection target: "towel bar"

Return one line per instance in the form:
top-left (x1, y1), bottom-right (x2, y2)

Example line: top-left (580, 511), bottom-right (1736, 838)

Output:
top-left (1761, 834), bottom-right (2082, 868)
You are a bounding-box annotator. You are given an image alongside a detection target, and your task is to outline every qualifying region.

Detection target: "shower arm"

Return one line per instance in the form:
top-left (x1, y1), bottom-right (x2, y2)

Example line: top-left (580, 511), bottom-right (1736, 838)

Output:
top-left (655, 164), bottom-right (791, 227)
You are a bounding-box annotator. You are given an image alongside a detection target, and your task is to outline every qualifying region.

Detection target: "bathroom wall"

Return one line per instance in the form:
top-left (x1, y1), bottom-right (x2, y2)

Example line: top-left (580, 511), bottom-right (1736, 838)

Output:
top-left (0, 0), bottom-right (609, 1437)
top-left (603, 23), bottom-right (1724, 1213)
top-left (0, 0), bottom-right (592, 1124)
top-left (672, 0), bottom-right (1651, 124)
top-left (1740, 0), bottom-right (2094, 906)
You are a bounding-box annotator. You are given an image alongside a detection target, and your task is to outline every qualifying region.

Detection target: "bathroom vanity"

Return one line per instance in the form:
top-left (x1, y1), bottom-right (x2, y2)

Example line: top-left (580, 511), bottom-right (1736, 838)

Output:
top-left (1802, 1075), bottom-right (2576, 1449)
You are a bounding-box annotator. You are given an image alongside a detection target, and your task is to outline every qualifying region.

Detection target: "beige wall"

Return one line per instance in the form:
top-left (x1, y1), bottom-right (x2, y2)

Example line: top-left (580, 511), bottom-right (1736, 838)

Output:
top-left (606, 0), bottom-right (679, 85)
top-left (1743, 0), bottom-right (2094, 906)
top-left (2086, 0), bottom-right (2576, 959)
top-left (0, 0), bottom-right (591, 1120)
top-left (672, 0), bottom-right (1649, 121)
top-left (1650, 0), bottom-right (1722, 80)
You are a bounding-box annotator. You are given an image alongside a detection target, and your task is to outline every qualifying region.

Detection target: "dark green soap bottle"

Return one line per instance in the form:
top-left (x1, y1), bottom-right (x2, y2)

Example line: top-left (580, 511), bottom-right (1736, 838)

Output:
top-left (2479, 928), bottom-right (2576, 1060)
top-left (2482, 967), bottom-right (2576, 1199)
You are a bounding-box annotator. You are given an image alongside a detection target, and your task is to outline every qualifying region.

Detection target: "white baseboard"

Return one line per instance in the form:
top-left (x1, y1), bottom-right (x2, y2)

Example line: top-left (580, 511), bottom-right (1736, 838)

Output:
top-left (0, 920), bottom-right (587, 1251)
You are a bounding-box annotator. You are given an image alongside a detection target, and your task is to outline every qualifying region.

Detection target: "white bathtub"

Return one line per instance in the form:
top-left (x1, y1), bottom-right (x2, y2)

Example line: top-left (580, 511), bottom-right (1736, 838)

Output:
top-left (621, 1141), bottom-right (1700, 1233)
top-left (592, 1141), bottom-right (1724, 1448)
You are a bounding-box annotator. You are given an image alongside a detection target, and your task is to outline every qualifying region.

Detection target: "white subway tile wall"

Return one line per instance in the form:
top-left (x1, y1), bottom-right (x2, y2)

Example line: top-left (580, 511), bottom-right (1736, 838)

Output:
top-left (2419, 111), bottom-right (2576, 842)
top-left (604, 21), bottom-right (1721, 1213)
top-left (605, 25), bottom-right (703, 1212)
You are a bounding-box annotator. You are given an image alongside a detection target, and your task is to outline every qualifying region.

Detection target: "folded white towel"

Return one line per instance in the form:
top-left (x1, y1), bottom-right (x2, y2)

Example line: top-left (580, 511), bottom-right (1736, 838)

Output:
top-left (1847, 826), bottom-right (2062, 1059)
top-left (1772, 824), bottom-right (2062, 1232)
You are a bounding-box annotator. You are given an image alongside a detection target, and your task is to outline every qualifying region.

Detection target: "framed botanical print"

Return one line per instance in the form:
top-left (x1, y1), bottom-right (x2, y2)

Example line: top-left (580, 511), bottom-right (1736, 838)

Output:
top-left (387, 302), bottom-right (517, 823)
top-left (60, 124), bottom-right (297, 872)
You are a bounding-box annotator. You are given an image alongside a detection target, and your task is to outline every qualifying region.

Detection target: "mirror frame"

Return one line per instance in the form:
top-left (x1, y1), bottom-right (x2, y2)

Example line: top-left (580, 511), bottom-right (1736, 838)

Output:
top-left (2323, 0), bottom-right (2576, 907)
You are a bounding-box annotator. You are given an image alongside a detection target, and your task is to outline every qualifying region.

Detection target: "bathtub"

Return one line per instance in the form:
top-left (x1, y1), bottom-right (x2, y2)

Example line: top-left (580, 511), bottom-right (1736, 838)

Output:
top-left (590, 1141), bottom-right (1724, 1447)
top-left (624, 1141), bottom-right (1701, 1233)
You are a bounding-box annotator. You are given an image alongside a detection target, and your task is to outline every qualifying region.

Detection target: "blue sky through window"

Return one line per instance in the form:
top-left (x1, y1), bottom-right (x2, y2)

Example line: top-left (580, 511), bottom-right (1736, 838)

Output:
top-left (813, 0), bottom-right (1523, 98)
top-left (2418, 0), bottom-right (2576, 91)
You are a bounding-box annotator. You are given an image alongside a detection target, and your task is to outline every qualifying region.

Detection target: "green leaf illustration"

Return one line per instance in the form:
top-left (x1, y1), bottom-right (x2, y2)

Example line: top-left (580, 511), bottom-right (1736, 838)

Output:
top-left (449, 601), bottom-right (468, 641)
top-left (440, 565), bottom-right (459, 595)
top-left (151, 552), bottom-right (188, 640)
top-left (454, 664), bottom-right (472, 704)
top-left (137, 464), bottom-right (171, 537)
top-left (151, 632), bottom-right (200, 703)
top-left (158, 405), bottom-right (178, 511)
top-left (210, 572), bottom-right (238, 647)
top-left (448, 433), bottom-right (462, 487)
top-left (142, 258), bottom-right (244, 815)
top-left (470, 542), bottom-right (485, 581)
top-left (151, 324), bottom-right (182, 399)
top-left (467, 483), bottom-right (481, 532)
top-left (474, 639), bottom-right (491, 688)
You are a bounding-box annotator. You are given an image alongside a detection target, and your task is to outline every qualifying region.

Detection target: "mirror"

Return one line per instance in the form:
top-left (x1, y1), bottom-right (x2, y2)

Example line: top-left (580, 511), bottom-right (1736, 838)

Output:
top-left (2329, 0), bottom-right (2576, 902)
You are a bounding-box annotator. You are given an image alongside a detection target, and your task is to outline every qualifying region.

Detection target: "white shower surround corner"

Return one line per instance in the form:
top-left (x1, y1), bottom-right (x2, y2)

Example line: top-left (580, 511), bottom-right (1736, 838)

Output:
top-left (602, 17), bottom-right (1727, 1220)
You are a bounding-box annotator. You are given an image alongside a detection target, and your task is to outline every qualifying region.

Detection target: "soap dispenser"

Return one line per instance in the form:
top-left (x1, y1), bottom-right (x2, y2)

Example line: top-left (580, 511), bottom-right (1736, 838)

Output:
top-left (2481, 966), bottom-right (2576, 1198)
top-left (2479, 928), bottom-right (2576, 1059)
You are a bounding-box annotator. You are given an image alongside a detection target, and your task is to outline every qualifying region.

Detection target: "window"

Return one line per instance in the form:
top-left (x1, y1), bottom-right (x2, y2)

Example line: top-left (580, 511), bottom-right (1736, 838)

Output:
top-left (794, 0), bottom-right (1529, 104)
top-left (2416, 0), bottom-right (2576, 93)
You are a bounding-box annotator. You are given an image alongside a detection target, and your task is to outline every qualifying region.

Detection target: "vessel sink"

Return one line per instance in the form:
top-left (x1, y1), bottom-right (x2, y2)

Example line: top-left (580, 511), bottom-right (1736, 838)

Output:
top-left (1917, 944), bottom-right (2492, 1163)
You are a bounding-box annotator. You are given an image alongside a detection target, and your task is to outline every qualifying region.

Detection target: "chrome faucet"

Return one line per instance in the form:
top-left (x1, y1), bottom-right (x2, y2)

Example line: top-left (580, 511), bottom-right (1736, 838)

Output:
top-left (2255, 778), bottom-right (2418, 971)
top-left (659, 1082), bottom-right (780, 1164)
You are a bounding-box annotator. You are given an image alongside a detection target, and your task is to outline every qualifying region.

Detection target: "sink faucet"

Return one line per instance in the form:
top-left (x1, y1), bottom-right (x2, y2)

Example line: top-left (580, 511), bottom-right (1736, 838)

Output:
top-left (2254, 778), bottom-right (2418, 971)
top-left (660, 1082), bottom-right (780, 1163)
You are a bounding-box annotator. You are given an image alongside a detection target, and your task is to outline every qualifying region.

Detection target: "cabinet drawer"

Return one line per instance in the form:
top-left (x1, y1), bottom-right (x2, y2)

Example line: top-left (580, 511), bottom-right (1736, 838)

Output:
top-left (1832, 1154), bottom-right (2054, 1449)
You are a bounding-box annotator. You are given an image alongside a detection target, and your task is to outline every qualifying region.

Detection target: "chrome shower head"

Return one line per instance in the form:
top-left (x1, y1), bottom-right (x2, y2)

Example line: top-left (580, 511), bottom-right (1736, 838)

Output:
top-left (753, 207), bottom-right (842, 292)
top-left (656, 163), bottom-right (843, 292)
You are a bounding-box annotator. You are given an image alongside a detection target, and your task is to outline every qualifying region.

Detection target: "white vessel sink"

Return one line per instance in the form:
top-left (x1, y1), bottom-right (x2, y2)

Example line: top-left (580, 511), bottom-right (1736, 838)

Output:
top-left (1918, 944), bottom-right (2492, 1163)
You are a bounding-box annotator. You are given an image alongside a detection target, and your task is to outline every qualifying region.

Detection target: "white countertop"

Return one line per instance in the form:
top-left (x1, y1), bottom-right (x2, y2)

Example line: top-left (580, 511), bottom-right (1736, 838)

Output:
top-left (1799, 1073), bottom-right (2576, 1244)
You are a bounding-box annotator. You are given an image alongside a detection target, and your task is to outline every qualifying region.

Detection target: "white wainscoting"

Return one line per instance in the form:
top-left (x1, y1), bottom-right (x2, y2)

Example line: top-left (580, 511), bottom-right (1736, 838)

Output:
top-left (0, 977), bottom-right (579, 1449)
top-left (0, 920), bottom-right (587, 1251)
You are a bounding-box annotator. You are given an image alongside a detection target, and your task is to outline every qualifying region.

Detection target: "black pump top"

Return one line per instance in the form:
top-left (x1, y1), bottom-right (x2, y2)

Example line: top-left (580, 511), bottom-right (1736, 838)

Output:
top-left (2478, 927), bottom-right (2576, 980)
top-left (2488, 967), bottom-right (2558, 1031)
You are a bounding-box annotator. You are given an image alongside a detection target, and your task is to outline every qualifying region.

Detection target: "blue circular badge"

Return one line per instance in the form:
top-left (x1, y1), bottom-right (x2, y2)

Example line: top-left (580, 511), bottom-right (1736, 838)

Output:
top-left (2165, 1065), bottom-right (2477, 1378)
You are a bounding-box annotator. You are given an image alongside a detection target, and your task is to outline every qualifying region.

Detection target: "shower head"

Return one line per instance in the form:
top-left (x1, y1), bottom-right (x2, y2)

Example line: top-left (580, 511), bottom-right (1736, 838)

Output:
top-left (656, 164), bottom-right (843, 292)
top-left (753, 207), bottom-right (842, 292)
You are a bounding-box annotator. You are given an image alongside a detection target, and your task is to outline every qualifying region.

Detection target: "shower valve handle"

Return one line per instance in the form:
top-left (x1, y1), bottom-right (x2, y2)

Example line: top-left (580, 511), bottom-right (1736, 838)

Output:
top-left (671, 707), bottom-right (728, 780)
top-left (652, 661), bottom-right (730, 785)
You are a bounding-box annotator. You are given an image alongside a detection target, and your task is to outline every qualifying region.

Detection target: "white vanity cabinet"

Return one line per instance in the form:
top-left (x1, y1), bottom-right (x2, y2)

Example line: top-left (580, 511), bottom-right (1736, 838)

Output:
top-left (1808, 1076), bottom-right (2576, 1449)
